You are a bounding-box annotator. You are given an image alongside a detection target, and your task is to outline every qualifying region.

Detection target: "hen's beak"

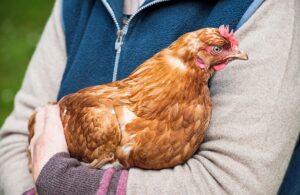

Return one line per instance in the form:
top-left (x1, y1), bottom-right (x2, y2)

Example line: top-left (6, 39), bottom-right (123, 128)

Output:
top-left (229, 48), bottom-right (249, 60)
top-left (233, 51), bottom-right (248, 60)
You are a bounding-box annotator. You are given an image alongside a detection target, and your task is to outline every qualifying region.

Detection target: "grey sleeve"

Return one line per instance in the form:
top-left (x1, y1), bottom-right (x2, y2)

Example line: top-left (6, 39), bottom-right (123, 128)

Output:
top-left (0, 1), bottom-right (67, 194)
top-left (35, 152), bottom-right (126, 195)
top-left (127, 0), bottom-right (300, 194)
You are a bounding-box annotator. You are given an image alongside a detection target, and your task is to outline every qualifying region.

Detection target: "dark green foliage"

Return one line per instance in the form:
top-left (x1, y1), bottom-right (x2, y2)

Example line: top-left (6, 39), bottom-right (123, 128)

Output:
top-left (0, 1), bottom-right (53, 126)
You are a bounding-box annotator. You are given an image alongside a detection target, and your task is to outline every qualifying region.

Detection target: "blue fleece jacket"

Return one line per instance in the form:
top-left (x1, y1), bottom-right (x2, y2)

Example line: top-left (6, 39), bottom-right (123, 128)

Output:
top-left (58, 0), bottom-right (253, 99)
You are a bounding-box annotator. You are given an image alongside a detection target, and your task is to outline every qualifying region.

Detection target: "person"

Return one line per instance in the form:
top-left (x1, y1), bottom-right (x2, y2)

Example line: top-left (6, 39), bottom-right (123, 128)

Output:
top-left (0, 0), bottom-right (299, 194)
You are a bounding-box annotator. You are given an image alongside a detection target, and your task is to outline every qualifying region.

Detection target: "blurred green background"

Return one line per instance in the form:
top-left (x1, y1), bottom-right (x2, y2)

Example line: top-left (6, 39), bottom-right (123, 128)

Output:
top-left (0, 1), bottom-right (54, 126)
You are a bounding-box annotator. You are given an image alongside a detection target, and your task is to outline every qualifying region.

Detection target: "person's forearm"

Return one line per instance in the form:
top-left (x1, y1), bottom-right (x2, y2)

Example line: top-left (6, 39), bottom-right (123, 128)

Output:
top-left (35, 153), bottom-right (128, 195)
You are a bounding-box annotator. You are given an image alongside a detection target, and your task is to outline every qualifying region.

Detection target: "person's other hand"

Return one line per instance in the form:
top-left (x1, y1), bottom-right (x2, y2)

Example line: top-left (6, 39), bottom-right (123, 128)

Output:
top-left (28, 105), bottom-right (68, 181)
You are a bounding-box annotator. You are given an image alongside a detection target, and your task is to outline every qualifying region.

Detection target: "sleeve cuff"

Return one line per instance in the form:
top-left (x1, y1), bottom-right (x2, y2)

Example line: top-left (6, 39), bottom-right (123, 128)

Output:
top-left (36, 152), bottom-right (128, 195)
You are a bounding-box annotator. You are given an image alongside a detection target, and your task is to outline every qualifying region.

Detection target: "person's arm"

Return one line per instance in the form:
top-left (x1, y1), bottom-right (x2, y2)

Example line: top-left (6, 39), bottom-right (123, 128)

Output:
top-left (34, 153), bottom-right (128, 195)
top-left (0, 1), bottom-right (66, 194)
top-left (126, 0), bottom-right (300, 194)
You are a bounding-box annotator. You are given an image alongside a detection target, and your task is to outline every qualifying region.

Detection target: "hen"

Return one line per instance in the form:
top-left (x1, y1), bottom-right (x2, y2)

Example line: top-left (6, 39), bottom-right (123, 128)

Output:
top-left (28, 25), bottom-right (248, 170)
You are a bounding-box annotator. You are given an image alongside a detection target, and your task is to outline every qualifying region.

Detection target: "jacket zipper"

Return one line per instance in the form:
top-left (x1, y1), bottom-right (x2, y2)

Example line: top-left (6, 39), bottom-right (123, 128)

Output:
top-left (101, 0), bottom-right (171, 82)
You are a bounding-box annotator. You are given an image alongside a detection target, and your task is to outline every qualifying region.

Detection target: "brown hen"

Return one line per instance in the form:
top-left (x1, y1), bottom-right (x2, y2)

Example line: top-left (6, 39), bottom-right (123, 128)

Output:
top-left (28, 25), bottom-right (248, 170)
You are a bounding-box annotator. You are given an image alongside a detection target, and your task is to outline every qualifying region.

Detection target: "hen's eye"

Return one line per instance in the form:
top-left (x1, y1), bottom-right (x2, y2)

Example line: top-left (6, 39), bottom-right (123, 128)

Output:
top-left (211, 46), bottom-right (223, 55)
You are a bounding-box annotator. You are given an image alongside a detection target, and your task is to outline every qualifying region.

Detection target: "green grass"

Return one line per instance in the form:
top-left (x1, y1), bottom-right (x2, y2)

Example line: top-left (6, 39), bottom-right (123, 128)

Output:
top-left (0, 1), bottom-right (53, 126)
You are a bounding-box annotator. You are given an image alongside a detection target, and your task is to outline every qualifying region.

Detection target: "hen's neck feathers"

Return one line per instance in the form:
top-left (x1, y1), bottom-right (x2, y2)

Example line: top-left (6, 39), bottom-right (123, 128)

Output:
top-left (121, 47), bottom-right (212, 117)
top-left (129, 48), bottom-right (211, 91)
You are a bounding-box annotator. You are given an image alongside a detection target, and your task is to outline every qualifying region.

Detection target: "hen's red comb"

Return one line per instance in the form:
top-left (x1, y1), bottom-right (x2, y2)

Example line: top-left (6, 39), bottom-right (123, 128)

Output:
top-left (219, 25), bottom-right (238, 46)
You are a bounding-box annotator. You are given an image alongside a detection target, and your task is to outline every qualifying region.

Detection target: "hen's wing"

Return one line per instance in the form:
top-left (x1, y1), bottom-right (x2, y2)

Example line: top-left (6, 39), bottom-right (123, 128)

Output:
top-left (59, 92), bottom-right (122, 168)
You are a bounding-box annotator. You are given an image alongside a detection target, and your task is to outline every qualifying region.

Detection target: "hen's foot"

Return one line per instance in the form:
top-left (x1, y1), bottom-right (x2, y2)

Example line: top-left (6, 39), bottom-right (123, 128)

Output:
top-left (87, 153), bottom-right (115, 169)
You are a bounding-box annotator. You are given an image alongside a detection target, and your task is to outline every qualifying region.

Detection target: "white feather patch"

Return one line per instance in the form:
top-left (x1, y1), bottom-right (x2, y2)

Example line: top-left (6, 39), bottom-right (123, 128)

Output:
top-left (119, 106), bottom-right (136, 132)
top-left (122, 144), bottom-right (133, 155)
top-left (130, 134), bottom-right (136, 139)
top-left (167, 56), bottom-right (186, 70)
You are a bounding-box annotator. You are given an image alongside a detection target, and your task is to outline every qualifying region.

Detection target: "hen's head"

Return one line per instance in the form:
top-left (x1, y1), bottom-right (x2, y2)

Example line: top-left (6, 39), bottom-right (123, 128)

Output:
top-left (169, 25), bottom-right (248, 72)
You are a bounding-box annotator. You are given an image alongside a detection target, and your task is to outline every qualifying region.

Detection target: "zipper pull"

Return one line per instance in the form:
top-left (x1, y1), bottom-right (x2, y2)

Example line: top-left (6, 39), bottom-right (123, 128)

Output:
top-left (115, 30), bottom-right (123, 51)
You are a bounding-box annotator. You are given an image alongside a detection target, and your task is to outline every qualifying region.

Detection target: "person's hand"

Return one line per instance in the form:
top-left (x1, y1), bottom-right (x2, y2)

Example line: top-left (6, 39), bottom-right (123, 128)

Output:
top-left (28, 105), bottom-right (68, 181)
